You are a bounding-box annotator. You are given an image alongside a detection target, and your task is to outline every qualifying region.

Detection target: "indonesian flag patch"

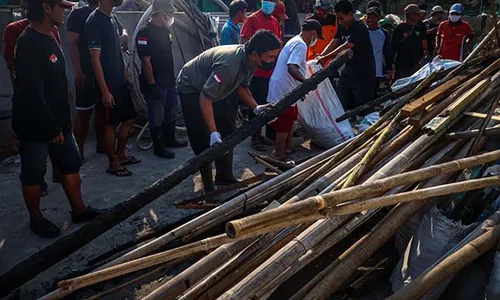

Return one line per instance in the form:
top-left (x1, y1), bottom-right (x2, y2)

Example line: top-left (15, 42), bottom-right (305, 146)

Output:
top-left (137, 37), bottom-right (147, 45)
top-left (213, 74), bottom-right (223, 83)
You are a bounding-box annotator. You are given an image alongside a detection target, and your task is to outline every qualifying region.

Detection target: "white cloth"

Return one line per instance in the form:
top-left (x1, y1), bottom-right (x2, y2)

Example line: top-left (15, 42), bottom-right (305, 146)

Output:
top-left (267, 35), bottom-right (307, 104)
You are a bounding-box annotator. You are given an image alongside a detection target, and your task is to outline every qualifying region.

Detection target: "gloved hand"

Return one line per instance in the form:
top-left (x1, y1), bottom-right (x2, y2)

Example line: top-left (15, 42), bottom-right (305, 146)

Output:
top-left (253, 103), bottom-right (273, 116)
top-left (146, 84), bottom-right (162, 100)
top-left (210, 131), bottom-right (222, 146)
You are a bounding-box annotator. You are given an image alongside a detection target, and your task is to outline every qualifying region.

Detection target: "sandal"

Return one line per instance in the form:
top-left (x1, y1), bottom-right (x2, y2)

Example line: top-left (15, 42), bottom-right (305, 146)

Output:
top-left (120, 156), bottom-right (142, 166)
top-left (251, 140), bottom-right (266, 152)
top-left (106, 167), bottom-right (132, 177)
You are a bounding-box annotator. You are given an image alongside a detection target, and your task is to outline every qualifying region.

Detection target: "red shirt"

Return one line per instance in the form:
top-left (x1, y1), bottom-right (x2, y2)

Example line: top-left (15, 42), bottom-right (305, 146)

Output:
top-left (2, 18), bottom-right (62, 72)
top-left (437, 20), bottom-right (473, 62)
top-left (240, 10), bottom-right (282, 78)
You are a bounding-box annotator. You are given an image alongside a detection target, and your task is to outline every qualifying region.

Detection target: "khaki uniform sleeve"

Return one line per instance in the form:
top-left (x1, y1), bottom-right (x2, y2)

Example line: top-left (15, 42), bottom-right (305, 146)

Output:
top-left (202, 67), bottom-right (233, 101)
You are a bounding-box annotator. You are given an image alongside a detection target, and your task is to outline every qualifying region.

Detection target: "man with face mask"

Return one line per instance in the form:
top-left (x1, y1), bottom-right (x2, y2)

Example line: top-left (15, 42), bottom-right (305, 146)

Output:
top-left (136, 0), bottom-right (186, 159)
top-left (317, 0), bottom-right (375, 111)
top-left (177, 30), bottom-right (281, 193)
top-left (86, 0), bottom-right (140, 177)
top-left (436, 3), bottom-right (473, 62)
top-left (240, 0), bottom-right (281, 152)
top-left (305, 0), bottom-right (337, 65)
top-left (424, 5), bottom-right (447, 56)
top-left (267, 19), bottom-right (324, 160)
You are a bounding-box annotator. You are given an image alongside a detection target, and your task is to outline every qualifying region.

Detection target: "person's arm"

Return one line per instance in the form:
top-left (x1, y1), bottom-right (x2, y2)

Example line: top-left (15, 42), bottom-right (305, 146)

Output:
top-left (319, 38), bottom-right (341, 58)
top-left (239, 18), bottom-right (253, 44)
top-left (422, 39), bottom-right (429, 57)
top-left (2, 25), bottom-right (16, 86)
top-left (120, 28), bottom-right (129, 50)
top-left (87, 19), bottom-right (115, 107)
top-left (140, 56), bottom-right (155, 84)
top-left (15, 38), bottom-right (62, 140)
top-left (287, 43), bottom-right (307, 82)
top-left (67, 32), bottom-right (85, 88)
top-left (200, 93), bottom-right (217, 133)
top-left (236, 85), bottom-right (258, 109)
top-left (319, 40), bottom-right (352, 63)
top-left (391, 26), bottom-right (402, 68)
top-left (382, 29), bottom-right (394, 81)
top-left (435, 23), bottom-right (443, 55)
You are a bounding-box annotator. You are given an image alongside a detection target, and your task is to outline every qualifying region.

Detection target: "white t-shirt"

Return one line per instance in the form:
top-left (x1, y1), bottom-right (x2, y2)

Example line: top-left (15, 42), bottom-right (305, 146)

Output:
top-left (267, 35), bottom-right (307, 104)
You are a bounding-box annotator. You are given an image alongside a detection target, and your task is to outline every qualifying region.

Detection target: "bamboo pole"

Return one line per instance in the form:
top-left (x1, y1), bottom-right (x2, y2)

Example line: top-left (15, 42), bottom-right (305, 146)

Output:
top-left (342, 112), bottom-right (401, 188)
top-left (490, 0), bottom-right (500, 47)
top-left (329, 176), bottom-right (500, 216)
top-left (387, 225), bottom-right (500, 300)
top-left (468, 91), bottom-right (500, 155)
top-left (446, 126), bottom-right (500, 140)
top-left (300, 140), bottom-right (475, 299)
top-left (226, 149), bottom-right (500, 238)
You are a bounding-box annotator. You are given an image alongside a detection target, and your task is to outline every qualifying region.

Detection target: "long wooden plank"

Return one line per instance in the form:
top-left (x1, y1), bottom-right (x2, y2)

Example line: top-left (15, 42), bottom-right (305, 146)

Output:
top-left (401, 72), bottom-right (472, 117)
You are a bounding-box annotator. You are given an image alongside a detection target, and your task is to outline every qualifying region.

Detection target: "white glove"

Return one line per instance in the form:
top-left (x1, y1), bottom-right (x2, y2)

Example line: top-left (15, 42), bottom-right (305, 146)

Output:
top-left (253, 103), bottom-right (273, 116)
top-left (209, 131), bottom-right (222, 146)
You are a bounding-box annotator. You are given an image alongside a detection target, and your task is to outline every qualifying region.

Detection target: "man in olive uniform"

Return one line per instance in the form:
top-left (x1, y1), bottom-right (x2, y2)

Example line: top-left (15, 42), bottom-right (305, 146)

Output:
top-left (136, 0), bottom-right (187, 159)
top-left (177, 29), bottom-right (281, 192)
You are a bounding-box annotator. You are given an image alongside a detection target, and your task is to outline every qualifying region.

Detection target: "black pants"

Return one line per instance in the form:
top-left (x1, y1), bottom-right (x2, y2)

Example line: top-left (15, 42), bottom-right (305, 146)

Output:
top-left (336, 78), bottom-right (375, 111)
top-left (180, 92), bottom-right (237, 155)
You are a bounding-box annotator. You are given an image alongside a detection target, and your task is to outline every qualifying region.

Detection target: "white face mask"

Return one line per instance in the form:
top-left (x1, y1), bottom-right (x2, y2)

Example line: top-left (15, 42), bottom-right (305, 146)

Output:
top-left (450, 15), bottom-right (461, 22)
top-left (309, 37), bottom-right (318, 47)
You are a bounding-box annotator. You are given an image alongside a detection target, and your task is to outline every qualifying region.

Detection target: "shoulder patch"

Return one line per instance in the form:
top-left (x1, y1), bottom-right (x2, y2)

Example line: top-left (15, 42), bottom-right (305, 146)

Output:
top-left (137, 37), bottom-right (147, 45)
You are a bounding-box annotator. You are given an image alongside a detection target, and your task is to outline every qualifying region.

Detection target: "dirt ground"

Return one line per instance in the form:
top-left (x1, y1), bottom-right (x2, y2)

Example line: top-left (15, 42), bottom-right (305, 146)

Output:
top-left (0, 129), bottom-right (318, 299)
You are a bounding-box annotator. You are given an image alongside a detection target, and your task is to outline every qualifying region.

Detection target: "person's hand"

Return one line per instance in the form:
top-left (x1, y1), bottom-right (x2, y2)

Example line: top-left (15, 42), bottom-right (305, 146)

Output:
top-left (316, 56), bottom-right (326, 65)
top-left (253, 103), bottom-right (273, 116)
top-left (74, 69), bottom-right (86, 89)
top-left (387, 70), bottom-right (395, 82)
top-left (51, 132), bottom-right (64, 144)
top-left (102, 90), bottom-right (115, 108)
top-left (210, 131), bottom-right (222, 146)
top-left (146, 84), bottom-right (162, 99)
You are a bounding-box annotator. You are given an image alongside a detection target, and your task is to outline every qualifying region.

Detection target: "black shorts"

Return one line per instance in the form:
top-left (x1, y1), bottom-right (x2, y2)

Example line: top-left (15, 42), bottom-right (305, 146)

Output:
top-left (250, 77), bottom-right (270, 106)
top-left (76, 82), bottom-right (100, 111)
top-left (19, 133), bottom-right (82, 185)
top-left (103, 85), bottom-right (137, 126)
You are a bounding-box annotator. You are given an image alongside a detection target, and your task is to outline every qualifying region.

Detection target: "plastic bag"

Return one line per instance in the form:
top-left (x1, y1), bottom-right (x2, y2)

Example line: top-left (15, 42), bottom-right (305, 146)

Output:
top-left (486, 251), bottom-right (500, 299)
top-left (391, 57), bottom-right (461, 91)
top-left (358, 112), bottom-right (380, 134)
top-left (391, 206), bottom-right (468, 297)
top-left (297, 62), bottom-right (355, 149)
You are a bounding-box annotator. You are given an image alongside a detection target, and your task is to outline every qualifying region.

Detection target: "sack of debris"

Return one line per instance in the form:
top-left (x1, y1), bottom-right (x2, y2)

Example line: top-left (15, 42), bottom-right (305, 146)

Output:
top-left (391, 206), bottom-right (469, 298)
top-left (297, 62), bottom-right (355, 149)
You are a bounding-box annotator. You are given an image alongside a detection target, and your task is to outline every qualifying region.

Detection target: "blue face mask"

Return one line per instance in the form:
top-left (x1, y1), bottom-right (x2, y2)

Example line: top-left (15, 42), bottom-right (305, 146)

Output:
top-left (261, 1), bottom-right (276, 15)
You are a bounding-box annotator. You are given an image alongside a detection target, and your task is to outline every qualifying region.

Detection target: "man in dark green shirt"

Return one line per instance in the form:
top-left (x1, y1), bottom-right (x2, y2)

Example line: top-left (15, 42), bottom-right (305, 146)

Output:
top-left (177, 29), bottom-right (281, 192)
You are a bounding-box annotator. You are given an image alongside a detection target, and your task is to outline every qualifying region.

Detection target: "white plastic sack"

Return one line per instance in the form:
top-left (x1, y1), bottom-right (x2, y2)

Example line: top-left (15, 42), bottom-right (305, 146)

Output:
top-left (297, 62), bottom-right (355, 149)
top-left (391, 206), bottom-right (468, 298)
top-left (391, 57), bottom-right (461, 91)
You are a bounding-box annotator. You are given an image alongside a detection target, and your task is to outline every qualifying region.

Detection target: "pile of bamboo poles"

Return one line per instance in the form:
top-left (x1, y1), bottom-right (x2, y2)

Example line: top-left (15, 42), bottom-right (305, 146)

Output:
top-left (40, 46), bottom-right (500, 300)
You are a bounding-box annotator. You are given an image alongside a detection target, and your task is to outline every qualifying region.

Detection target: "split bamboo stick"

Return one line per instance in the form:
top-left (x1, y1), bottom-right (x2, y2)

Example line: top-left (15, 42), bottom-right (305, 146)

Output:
top-left (329, 176), bottom-right (500, 216)
top-left (387, 225), bottom-right (500, 300)
top-left (446, 126), bottom-right (500, 139)
top-left (226, 149), bottom-right (500, 238)
top-left (464, 111), bottom-right (500, 122)
top-left (468, 92), bottom-right (500, 155)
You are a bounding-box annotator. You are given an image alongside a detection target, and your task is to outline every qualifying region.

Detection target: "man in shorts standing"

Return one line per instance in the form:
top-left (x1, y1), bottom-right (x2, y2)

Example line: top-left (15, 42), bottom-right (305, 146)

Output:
top-left (87, 0), bottom-right (140, 176)
top-left (12, 0), bottom-right (101, 238)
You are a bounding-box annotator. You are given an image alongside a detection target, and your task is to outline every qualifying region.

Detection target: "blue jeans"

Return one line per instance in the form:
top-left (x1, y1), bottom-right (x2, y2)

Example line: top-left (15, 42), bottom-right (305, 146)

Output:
top-left (144, 88), bottom-right (179, 128)
top-left (19, 133), bottom-right (82, 185)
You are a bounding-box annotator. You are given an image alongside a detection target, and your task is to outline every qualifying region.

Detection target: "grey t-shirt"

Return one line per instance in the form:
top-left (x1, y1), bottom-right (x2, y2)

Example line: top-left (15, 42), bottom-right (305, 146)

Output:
top-left (177, 45), bottom-right (255, 102)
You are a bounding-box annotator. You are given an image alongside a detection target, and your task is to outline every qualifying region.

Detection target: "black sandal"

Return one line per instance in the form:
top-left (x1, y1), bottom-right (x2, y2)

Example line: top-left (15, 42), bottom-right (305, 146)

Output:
top-left (106, 167), bottom-right (132, 177)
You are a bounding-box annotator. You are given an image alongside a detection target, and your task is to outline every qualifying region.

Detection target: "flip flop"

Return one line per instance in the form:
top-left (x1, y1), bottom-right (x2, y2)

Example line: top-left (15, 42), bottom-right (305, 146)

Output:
top-left (106, 167), bottom-right (132, 177)
top-left (251, 140), bottom-right (266, 152)
top-left (120, 156), bottom-right (142, 166)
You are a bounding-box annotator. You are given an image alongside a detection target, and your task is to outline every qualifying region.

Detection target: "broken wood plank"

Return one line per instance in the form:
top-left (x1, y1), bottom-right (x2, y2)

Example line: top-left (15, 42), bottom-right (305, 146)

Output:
top-left (401, 70), bottom-right (475, 117)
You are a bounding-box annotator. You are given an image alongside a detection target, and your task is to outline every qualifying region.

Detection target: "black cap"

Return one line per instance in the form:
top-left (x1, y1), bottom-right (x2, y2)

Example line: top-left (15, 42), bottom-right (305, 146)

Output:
top-left (302, 19), bottom-right (325, 40)
top-left (366, 6), bottom-right (381, 16)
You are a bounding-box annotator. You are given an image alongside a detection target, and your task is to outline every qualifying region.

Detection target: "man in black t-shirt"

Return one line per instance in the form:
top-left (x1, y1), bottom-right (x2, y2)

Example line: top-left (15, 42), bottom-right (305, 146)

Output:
top-left (136, 0), bottom-right (187, 159)
top-left (317, 0), bottom-right (375, 111)
top-left (12, 0), bottom-right (101, 238)
top-left (392, 4), bottom-right (429, 80)
top-left (424, 5), bottom-right (446, 56)
top-left (67, 0), bottom-right (105, 159)
top-left (87, 0), bottom-right (140, 177)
